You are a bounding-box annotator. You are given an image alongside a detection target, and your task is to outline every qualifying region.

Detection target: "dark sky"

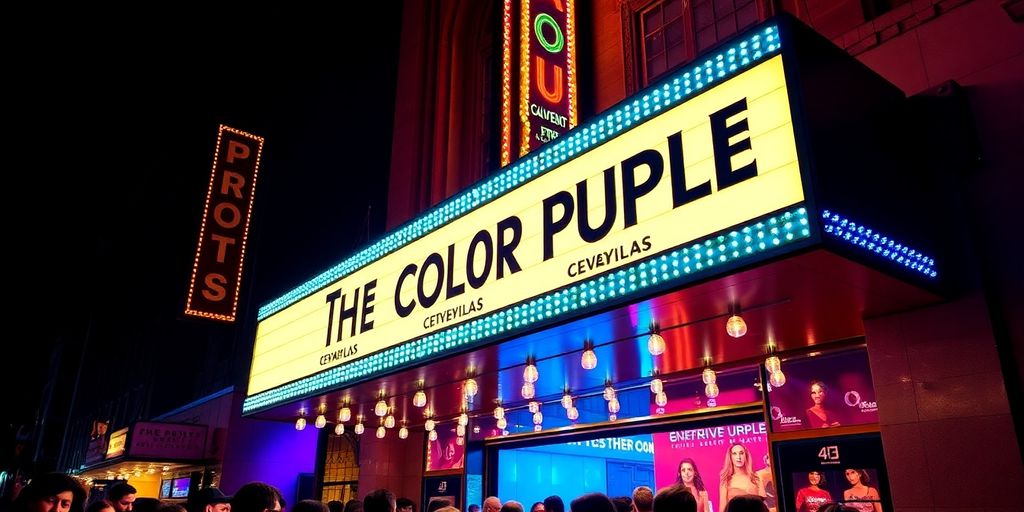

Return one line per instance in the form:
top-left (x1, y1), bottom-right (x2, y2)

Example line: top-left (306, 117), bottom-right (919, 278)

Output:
top-left (6, 3), bottom-right (402, 449)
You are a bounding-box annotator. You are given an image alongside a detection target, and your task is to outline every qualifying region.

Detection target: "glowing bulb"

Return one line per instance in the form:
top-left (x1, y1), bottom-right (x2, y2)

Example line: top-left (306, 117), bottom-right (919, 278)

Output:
top-left (354, 422), bottom-right (365, 435)
top-left (295, 417), bottom-right (306, 431)
top-left (399, 426), bottom-right (409, 439)
top-left (429, 430), bottom-right (438, 441)
top-left (376, 426), bottom-right (386, 438)
top-left (334, 423), bottom-right (345, 435)
top-left (765, 355), bottom-right (781, 374)
top-left (529, 401), bottom-right (540, 413)
top-left (656, 391), bottom-right (668, 407)
top-left (424, 418), bottom-right (436, 432)
top-left (534, 425), bottom-right (542, 432)
top-left (609, 413), bottom-right (618, 421)
top-left (315, 414), bottom-right (327, 429)
top-left (456, 436), bottom-right (465, 445)
top-left (769, 370), bottom-right (787, 387)
top-left (703, 367), bottom-right (717, 385)
top-left (496, 417), bottom-right (507, 429)
top-left (413, 390), bottom-right (427, 408)
top-left (650, 377), bottom-right (663, 394)
top-left (384, 414), bottom-right (396, 429)
top-left (338, 407), bottom-right (352, 423)
top-left (523, 362), bottom-right (539, 383)
top-left (561, 391), bottom-right (573, 410)
top-left (567, 407), bottom-right (579, 421)
top-left (648, 332), bottom-right (666, 355)
top-left (581, 348), bottom-right (598, 370)
top-left (459, 412), bottom-right (469, 426)
top-left (521, 382), bottom-right (536, 399)
top-left (726, 314), bottom-right (747, 338)
top-left (494, 405), bottom-right (505, 419)
top-left (603, 383), bottom-right (617, 401)
top-left (374, 399), bottom-right (388, 417)
top-left (464, 378), bottom-right (478, 398)
top-left (533, 410), bottom-right (543, 425)
top-left (608, 397), bottom-right (620, 414)
top-left (705, 382), bottom-right (720, 399)
top-left (457, 424), bottom-right (466, 437)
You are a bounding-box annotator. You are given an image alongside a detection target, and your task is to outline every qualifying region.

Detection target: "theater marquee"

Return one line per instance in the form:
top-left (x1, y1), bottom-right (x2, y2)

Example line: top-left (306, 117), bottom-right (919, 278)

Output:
top-left (248, 48), bottom-right (804, 400)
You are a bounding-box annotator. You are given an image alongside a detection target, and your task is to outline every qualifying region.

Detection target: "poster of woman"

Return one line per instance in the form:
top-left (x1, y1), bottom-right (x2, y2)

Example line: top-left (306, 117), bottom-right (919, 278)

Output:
top-left (767, 349), bottom-right (878, 432)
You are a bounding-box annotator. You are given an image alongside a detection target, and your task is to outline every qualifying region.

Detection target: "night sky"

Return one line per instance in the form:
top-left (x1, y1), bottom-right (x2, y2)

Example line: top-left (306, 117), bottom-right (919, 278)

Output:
top-left (5, 3), bottom-right (402, 462)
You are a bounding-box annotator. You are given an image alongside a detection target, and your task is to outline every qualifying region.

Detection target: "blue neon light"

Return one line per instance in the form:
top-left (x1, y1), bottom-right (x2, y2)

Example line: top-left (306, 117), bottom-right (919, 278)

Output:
top-left (821, 210), bottom-right (937, 278)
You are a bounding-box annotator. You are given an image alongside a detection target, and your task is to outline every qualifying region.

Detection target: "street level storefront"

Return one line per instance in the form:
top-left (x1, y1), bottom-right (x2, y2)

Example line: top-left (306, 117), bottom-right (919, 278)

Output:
top-left (238, 17), bottom-right (964, 512)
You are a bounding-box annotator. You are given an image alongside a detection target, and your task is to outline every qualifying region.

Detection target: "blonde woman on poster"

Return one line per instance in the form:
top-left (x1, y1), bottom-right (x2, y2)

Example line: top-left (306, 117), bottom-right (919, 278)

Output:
top-left (842, 469), bottom-right (882, 512)
top-left (719, 443), bottom-right (762, 507)
top-left (676, 458), bottom-right (712, 512)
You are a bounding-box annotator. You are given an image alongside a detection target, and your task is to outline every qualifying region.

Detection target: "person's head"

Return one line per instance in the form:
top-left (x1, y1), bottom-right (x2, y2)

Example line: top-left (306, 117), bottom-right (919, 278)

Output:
top-left (483, 497), bottom-right (501, 512)
top-left (343, 500), bottom-right (362, 512)
top-left (807, 471), bottom-right (825, 487)
top-left (87, 500), bottom-right (115, 512)
top-left (363, 490), bottom-right (396, 512)
top-left (530, 503), bottom-right (544, 512)
top-left (675, 458), bottom-right (706, 492)
top-left (158, 505), bottom-right (188, 512)
top-left (434, 508), bottom-right (459, 512)
top-left (652, 485), bottom-right (695, 512)
top-left (569, 493), bottom-right (616, 512)
top-left (720, 444), bottom-right (755, 484)
top-left (844, 469), bottom-right (869, 486)
top-left (609, 498), bottom-right (630, 512)
top-left (14, 473), bottom-right (87, 512)
top-left (541, 497), bottom-right (563, 512)
top-left (291, 501), bottom-right (328, 512)
top-left (630, 487), bottom-right (652, 512)
top-left (231, 483), bottom-right (283, 512)
top-left (468, 506), bottom-right (480, 512)
top-left (107, 484), bottom-right (137, 512)
top-left (327, 502), bottom-right (343, 512)
top-left (132, 498), bottom-right (161, 512)
top-left (810, 381), bottom-right (827, 405)
top-left (500, 501), bottom-right (524, 512)
top-left (395, 498), bottom-right (414, 512)
top-left (722, 495), bottom-right (767, 512)
top-left (424, 500), bottom-right (449, 512)
top-left (817, 505), bottom-right (857, 512)
top-left (189, 488), bottom-right (232, 512)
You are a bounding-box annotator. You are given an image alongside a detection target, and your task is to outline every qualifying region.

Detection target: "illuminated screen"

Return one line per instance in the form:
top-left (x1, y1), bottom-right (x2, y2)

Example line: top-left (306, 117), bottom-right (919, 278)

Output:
top-left (496, 416), bottom-right (773, 511)
top-left (159, 480), bottom-right (172, 499)
top-left (171, 477), bottom-right (191, 498)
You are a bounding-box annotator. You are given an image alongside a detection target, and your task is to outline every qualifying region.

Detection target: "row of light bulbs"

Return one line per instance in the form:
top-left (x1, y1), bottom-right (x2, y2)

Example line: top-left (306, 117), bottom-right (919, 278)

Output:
top-left (294, 307), bottom-right (774, 435)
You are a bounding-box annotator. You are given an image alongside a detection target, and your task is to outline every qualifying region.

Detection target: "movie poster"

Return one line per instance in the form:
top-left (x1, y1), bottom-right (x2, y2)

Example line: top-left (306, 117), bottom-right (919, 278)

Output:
top-left (652, 418), bottom-right (773, 512)
top-left (767, 350), bottom-right (878, 432)
top-left (425, 422), bottom-right (465, 471)
top-left (657, 367), bottom-right (761, 416)
top-left (774, 433), bottom-right (890, 512)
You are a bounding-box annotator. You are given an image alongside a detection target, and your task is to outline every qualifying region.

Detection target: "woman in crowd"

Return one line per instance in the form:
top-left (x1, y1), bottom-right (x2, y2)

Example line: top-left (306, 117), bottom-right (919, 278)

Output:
top-left (13, 473), bottom-right (86, 512)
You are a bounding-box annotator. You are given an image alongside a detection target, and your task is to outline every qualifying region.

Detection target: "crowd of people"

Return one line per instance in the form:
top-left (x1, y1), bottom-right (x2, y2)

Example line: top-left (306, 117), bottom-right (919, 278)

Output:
top-left (5, 473), bottom-right (873, 512)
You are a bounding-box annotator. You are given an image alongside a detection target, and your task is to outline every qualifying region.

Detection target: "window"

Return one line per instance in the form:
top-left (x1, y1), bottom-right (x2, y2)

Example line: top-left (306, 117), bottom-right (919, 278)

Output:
top-left (637, 0), bottom-right (762, 85)
top-left (322, 434), bottom-right (359, 503)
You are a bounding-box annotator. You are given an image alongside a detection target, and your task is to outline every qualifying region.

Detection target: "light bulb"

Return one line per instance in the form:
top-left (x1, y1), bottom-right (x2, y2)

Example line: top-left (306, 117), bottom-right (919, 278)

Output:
top-left (567, 407), bottom-right (579, 421)
top-left (376, 426), bottom-right (386, 438)
top-left (429, 430), bottom-right (438, 441)
top-left (769, 370), bottom-right (787, 388)
top-left (374, 399), bottom-right (388, 417)
top-left (581, 348), bottom-right (598, 370)
top-left (413, 390), bottom-right (427, 408)
top-left (533, 425), bottom-right (542, 432)
top-left (494, 405), bottom-right (505, 419)
top-left (603, 383), bottom-right (617, 401)
top-left (703, 367), bottom-right (717, 385)
top-left (295, 417), bottom-right (306, 431)
top-left (648, 332), bottom-right (666, 355)
top-left (765, 355), bottom-right (781, 374)
top-left (523, 362), bottom-right (539, 383)
top-left (354, 422), bottom-right (365, 435)
top-left (705, 382), bottom-right (720, 399)
top-left (338, 406), bottom-right (352, 423)
top-left (424, 418), bottom-right (436, 432)
top-left (609, 413), bottom-right (618, 421)
top-left (726, 314), bottom-right (747, 338)
top-left (459, 412), bottom-right (469, 426)
top-left (561, 391), bottom-right (573, 410)
top-left (656, 391), bottom-right (668, 407)
top-left (650, 377), bottom-right (664, 394)
top-left (315, 414), bottom-right (327, 429)
top-left (457, 424), bottom-right (466, 437)
top-left (496, 417), bottom-right (507, 429)
top-left (529, 401), bottom-right (540, 413)
top-left (473, 425), bottom-right (481, 434)
top-left (608, 397), bottom-right (621, 414)
top-left (384, 414), bottom-right (396, 429)
top-left (399, 426), bottom-right (409, 439)
top-left (464, 377), bottom-right (478, 398)
top-left (456, 436), bottom-right (465, 445)
top-left (533, 411), bottom-right (543, 425)
top-left (521, 382), bottom-right (536, 399)
top-left (334, 423), bottom-right (345, 436)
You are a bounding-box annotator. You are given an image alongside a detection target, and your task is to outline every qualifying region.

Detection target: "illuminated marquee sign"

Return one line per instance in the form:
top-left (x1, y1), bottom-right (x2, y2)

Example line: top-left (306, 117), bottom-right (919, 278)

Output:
top-left (185, 125), bottom-right (265, 322)
top-left (247, 31), bottom-right (804, 405)
top-left (502, 0), bottom-right (578, 165)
